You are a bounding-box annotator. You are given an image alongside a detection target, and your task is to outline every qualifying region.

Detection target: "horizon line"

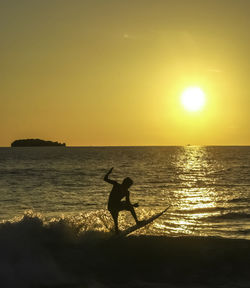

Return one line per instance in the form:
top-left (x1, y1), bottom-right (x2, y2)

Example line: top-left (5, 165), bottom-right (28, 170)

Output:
top-left (1, 144), bottom-right (250, 148)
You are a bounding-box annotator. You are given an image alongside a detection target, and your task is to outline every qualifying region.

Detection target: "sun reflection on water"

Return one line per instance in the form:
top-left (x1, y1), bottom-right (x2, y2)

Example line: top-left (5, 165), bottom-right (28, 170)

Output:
top-left (167, 146), bottom-right (218, 236)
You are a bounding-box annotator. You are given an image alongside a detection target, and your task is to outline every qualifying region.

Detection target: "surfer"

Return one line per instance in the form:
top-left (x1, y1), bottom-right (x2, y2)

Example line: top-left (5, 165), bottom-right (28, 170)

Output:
top-left (104, 167), bottom-right (142, 234)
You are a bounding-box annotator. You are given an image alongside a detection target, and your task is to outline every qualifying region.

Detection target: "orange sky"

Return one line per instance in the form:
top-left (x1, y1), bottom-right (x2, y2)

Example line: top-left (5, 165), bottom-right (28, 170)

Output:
top-left (1, 0), bottom-right (250, 146)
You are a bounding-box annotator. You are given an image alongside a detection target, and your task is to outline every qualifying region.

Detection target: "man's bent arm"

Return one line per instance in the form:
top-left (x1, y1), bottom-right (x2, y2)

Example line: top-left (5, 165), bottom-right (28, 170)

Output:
top-left (104, 167), bottom-right (116, 185)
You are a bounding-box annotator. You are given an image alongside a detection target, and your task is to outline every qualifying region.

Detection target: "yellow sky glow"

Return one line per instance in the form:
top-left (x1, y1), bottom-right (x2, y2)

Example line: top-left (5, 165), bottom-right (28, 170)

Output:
top-left (0, 0), bottom-right (250, 146)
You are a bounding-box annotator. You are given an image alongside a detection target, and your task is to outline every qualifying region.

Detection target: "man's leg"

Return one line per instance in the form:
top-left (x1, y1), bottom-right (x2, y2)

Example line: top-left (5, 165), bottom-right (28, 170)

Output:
top-left (110, 210), bottom-right (119, 234)
top-left (128, 205), bottom-right (140, 224)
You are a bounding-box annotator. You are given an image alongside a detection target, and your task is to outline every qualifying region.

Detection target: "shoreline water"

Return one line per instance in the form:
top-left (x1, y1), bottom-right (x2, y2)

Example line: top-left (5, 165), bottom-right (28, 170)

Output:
top-left (1, 213), bottom-right (250, 287)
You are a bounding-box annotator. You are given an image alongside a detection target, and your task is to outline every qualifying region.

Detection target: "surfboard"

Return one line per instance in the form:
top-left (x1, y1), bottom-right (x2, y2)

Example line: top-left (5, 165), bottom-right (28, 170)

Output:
top-left (115, 205), bottom-right (171, 238)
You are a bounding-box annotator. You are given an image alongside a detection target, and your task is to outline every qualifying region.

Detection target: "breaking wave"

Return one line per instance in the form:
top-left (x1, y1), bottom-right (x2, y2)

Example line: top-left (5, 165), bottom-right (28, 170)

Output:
top-left (0, 211), bottom-right (250, 288)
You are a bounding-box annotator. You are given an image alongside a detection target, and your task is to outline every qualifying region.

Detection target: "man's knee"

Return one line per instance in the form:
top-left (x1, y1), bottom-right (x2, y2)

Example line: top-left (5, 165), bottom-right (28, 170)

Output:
top-left (127, 204), bottom-right (134, 212)
top-left (109, 209), bottom-right (118, 218)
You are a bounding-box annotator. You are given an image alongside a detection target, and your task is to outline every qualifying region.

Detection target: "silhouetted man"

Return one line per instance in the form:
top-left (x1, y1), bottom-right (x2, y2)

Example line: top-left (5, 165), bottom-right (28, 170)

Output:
top-left (104, 167), bottom-right (141, 234)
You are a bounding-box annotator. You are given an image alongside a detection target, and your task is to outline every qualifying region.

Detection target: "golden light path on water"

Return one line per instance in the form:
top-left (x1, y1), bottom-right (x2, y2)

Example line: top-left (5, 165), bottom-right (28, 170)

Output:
top-left (154, 146), bottom-right (218, 237)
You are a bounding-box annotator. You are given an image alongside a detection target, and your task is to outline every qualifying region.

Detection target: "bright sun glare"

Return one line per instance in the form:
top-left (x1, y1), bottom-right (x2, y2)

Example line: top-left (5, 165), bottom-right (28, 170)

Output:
top-left (181, 87), bottom-right (206, 112)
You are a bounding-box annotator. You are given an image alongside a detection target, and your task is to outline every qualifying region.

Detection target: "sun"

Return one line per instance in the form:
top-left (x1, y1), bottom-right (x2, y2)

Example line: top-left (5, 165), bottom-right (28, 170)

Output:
top-left (181, 87), bottom-right (206, 112)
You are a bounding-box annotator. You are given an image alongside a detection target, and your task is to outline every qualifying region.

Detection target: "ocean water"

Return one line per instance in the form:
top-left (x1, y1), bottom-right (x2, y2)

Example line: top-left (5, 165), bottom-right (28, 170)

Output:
top-left (0, 146), bottom-right (250, 287)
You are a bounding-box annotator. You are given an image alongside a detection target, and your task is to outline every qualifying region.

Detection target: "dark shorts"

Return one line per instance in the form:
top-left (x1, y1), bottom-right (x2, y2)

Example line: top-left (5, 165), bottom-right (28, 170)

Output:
top-left (108, 201), bottom-right (131, 214)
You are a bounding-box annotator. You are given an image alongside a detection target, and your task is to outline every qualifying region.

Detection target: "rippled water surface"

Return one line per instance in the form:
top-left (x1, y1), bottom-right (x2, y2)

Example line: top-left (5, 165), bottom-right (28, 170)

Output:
top-left (0, 146), bottom-right (249, 239)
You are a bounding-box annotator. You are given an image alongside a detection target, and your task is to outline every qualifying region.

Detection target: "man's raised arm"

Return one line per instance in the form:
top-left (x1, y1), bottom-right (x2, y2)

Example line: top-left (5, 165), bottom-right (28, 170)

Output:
top-left (104, 167), bottom-right (116, 185)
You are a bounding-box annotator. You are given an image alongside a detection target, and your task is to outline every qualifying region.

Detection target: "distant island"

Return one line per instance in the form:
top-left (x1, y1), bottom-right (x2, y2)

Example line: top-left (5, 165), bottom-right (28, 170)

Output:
top-left (11, 139), bottom-right (66, 147)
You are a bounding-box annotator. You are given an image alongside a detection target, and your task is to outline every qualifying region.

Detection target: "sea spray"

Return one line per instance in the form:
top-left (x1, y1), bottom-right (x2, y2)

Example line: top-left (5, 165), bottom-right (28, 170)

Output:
top-left (0, 211), bottom-right (250, 287)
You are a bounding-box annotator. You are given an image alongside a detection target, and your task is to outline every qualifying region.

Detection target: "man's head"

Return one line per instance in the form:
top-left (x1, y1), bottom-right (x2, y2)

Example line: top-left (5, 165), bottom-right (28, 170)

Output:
top-left (122, 177), bottom-right (133, 188)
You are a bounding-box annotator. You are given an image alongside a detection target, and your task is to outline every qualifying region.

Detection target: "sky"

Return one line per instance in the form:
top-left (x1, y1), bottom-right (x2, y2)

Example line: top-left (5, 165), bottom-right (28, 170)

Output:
top-left (1, 0), bottom-right (250, 146)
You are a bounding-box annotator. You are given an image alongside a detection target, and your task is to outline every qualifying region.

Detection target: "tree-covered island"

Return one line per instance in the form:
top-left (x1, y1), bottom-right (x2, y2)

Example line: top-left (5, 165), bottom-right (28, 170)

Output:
top-left (11, 139), bottom-right (66, 147)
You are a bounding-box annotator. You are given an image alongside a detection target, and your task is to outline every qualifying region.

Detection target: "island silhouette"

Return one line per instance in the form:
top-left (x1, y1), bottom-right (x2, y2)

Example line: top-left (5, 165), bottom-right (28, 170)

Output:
top-left (11, 139), bottom-right (66, 147)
